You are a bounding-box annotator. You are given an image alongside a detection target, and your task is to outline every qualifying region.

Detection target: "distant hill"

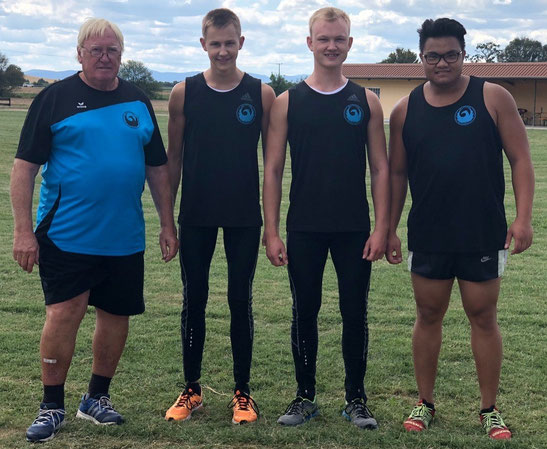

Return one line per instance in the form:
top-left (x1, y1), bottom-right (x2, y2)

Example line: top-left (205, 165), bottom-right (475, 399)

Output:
top-left (25, 74), bottom-right (58, 84)
top-left (26, 70), bottom-right (77, 81)
top-left (150, 70), bottom-right (199, 82)
top-left (25, 69), bottom-right (307, 84)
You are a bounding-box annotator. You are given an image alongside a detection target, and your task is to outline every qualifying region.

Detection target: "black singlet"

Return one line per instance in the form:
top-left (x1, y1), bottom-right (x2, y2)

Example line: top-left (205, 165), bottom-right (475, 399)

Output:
top-left (402, 76), bottom-right (507, 253)
top-left (179, 73), bottom-right (263, 227)
top-left (286, 81), bottom-right (371, 232)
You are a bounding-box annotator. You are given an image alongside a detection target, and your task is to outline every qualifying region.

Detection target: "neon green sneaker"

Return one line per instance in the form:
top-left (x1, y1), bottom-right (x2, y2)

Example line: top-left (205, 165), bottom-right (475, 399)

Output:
top-left (480, 407), bottom-right (511, 440)
top-left (403, 400), bottom-right (435, 432)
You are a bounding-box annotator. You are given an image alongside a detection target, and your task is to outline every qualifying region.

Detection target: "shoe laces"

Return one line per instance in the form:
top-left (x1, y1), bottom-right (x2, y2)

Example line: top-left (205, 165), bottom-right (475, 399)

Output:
top-left (347, 399), bottom-right (372, 419)
top-left (97, 395), bottom-right (114, 411)
top-left (284, 397), bottom-right (305, 416)
top-left (34, 408), bottom-right (65, 425)
top-left (409, 402), bottom-right (433, 421)
top-left (228, 391), bottom-right (259, 416)
top-left (481, 409), bottom-right (506, 429)
top-left (175, 388), bottom-right (200, 409)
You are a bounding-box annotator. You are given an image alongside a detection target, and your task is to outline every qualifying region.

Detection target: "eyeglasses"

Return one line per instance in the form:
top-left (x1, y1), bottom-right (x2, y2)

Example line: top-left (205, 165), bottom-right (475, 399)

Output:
top-left (423, 51), bottom-right (462, 65)
top-left (81, 46), bottom-right (121, 59)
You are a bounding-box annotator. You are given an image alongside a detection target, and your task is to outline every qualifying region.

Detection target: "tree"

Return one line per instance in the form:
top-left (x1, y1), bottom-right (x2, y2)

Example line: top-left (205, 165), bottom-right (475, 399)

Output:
top-left (499, 37), bottom-right (547, 62)
top-left (34, 78), bottom-right (49, 87)
top-left (0, 51), bottom-right (25, 96)
top-left (4, 64), bottom-right (25, 87)
top-left (119, 60), bottom-right (161, 99)
top-left (468, 42), bottom-right (502, 62)
top-left (268, 73), bottom-right (296, 96)
top-left (380, 48), bottom-right (418, 63)
top-left (0, 52), bottom-right (7, 71)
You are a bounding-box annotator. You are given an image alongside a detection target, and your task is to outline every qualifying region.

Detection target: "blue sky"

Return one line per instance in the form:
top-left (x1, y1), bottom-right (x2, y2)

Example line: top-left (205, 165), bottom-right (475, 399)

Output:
top-left (1, 0), bottom-right (547, 76)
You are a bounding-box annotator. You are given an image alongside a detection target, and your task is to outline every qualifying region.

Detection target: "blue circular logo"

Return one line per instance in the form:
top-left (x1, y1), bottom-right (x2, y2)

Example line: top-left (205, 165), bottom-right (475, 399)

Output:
top-left (237, 103), bottom-right (256, 125)
top-left (454, 105), bottom-right (476, 126)
top-left (123, 111), bottom-right (139, 128)
top-left (344, 104), bottom-right (363, 125)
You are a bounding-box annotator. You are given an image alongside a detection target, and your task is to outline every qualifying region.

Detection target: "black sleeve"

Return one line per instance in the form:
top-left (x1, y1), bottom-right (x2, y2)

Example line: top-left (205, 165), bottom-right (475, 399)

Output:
top-left (143, 96), bottom-right (167, 167)
top-left (15, 87), bottom-right (54, 164)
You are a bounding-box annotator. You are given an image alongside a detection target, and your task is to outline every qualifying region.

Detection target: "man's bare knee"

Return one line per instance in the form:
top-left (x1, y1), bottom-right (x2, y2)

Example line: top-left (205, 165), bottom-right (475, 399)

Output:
top-left (416, 303), bottom-right (445, 326)
top-left (466, 307), bottom-right (498, 333)
top-left (45, 294), bottom-right (88, 326)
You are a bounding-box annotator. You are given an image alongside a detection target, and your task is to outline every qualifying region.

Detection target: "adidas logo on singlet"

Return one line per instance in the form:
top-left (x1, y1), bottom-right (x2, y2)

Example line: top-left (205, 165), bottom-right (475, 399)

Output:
top-left (347, 94), bottom-right (359, 102)
top-left (241, 93), bottom-right (253, 102)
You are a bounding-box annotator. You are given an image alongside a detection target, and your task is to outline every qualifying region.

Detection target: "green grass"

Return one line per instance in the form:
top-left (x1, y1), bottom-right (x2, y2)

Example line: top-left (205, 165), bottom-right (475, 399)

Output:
top-left (0, 111), bottom-right (545, 449)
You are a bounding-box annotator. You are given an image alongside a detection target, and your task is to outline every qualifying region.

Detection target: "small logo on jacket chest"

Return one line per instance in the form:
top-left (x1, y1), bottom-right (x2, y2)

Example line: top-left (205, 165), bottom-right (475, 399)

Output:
top-left (454, 105), bottom-right (476, 126)
top-left (123, 111), bottom-right (139, 128)
top-left (344, 104), bottom-right (363, 125)
top-left (237, 103), bottom-right (256, 124)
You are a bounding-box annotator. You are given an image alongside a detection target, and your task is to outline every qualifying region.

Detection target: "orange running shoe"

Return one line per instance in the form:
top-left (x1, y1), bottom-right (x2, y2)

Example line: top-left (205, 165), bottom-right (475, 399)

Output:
top-left (229, 390), bottom-right (259, 424)
top-left (403, 400), bottom-right (435, 432)
top-left (480, 407), bottom-right (511, 440)
top-left (165, 387), bottom-right (203, 421)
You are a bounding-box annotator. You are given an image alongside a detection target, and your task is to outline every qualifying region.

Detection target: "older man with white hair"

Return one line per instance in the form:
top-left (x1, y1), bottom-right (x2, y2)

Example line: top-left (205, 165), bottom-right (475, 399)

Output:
top-left (11, 17), bottom-right (177, 442)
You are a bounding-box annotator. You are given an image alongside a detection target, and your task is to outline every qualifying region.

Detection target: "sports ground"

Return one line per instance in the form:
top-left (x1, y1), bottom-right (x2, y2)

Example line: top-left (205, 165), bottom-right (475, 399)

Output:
top-left (0, 108), bottom-right (545, 448)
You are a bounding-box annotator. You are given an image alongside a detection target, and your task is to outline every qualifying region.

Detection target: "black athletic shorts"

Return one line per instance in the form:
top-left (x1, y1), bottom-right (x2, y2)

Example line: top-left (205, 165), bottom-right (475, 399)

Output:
top-left (408, 250), bottom-right (507, 282)
top-left (37, 236), bottom-right (145, 315)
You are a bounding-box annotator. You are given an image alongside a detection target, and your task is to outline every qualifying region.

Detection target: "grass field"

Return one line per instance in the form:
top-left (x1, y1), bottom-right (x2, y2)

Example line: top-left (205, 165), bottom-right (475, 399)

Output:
top-left (0, 109), bottom-right (545, 449)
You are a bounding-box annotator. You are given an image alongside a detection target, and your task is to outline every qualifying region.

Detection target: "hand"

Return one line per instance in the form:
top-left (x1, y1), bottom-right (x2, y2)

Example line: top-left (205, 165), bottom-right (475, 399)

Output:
top-left (13, 230), bottom-right (40, 273)
top-left (362, 229), bottom-right (387, 262)
top-left (265, 234), bottom-right (288, 266)
top-left (385, 232), bottom-right (402, 264)
top-left (505, 218), bottom-right (533, 255)
top-left (159, 225), bottom-right (179, 262)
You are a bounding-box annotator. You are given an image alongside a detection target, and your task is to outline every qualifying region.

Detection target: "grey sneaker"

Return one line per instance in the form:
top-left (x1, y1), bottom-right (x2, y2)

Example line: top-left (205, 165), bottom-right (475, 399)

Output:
top-left (342, 399), bottom-right (378, 429)
top-left (277, 397), bottom-right (319, 426)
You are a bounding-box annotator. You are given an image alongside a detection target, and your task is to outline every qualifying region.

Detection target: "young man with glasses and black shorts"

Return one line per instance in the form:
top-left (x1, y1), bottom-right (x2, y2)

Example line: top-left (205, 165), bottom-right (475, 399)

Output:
top-left (387, 17), bottom-right (534, 440)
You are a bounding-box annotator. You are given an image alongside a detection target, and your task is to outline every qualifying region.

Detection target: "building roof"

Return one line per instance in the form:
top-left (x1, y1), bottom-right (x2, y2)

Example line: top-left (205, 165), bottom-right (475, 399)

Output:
top-left (343, 62), bottom-right (547, 80)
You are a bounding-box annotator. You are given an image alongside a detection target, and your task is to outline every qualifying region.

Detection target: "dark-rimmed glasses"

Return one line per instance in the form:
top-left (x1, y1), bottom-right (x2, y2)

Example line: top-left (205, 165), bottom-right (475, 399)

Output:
top-left (423, 51), bottom-right (462, 65)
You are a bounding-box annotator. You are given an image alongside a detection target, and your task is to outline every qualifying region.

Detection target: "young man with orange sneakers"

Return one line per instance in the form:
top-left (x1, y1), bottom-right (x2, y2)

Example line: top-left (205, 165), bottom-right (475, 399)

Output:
top-left (387, 18), bottom-right (534, 440)
top-left (263, 7), bottom-right (389, 429)
top-left (165, 8), bottom-right (275, 425)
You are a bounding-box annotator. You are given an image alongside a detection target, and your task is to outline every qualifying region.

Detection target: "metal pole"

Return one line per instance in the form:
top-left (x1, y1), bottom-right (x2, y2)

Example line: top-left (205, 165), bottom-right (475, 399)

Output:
top-left (533, 79), bottom-right (537, 127)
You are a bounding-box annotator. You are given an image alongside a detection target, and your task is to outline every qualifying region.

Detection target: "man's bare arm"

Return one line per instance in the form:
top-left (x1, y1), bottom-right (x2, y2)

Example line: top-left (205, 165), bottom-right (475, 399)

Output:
top-left (363, 89), bottom-right (389, 261)
top-left (146, 164), bottom-right (179, 262)
top-left (485, 82), bottom-right (534, 254)
top-left (11, 158), bottom-right (41, 273)
top-left (260, 83), bottom-right (276, 160)
top-left (386, 96), bottom-right (410, 264)
top-left (263, 91), bottom-right (289, 266)
top-left (166, 82), bottom-right (186, 207)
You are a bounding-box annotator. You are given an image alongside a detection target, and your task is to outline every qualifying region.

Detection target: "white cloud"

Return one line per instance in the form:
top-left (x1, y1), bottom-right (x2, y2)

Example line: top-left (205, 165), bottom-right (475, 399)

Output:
top-left (338, 0), bottom-right (392, 7)
top-left (1, 0), bottom-right (546, 76)
top-left (1, 0), bottom-right (54, 15)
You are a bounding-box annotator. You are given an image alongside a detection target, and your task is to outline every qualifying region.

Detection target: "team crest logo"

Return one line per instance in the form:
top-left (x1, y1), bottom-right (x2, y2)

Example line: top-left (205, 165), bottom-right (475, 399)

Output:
top-left (454, 105), bottom-right (476, 126)
top-left (237, 103), bottom-right (256, 124)
top-left (123, 111), bottom-right (139, 128)
top-left (344, 104), bottom-right (363, 125)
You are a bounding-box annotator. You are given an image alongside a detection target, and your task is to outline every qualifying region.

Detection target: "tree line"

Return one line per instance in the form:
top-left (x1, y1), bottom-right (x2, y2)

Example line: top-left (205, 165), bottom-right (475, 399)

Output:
top-left (381, 37), bottom-right (547, 63)
top-left (2, 35), bottom-right (546, 99)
